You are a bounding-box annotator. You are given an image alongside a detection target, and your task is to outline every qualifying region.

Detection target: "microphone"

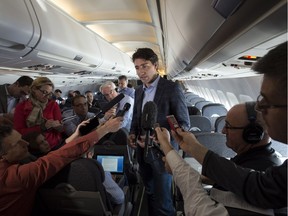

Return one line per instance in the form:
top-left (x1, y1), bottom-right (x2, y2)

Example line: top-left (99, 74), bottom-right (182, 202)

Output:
top-left (101, 93), bottom-right (125, 113)
top-left (141, 101), bottom-right (157, 158)
top-left (79, 93), bottom-right (125, 135)
top-left (115, 103), bottom-right (131, 117)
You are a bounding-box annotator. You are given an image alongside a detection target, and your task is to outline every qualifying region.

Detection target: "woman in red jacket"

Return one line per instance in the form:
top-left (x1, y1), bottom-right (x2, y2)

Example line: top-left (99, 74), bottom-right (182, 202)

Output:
top-left (14, 77), bottom-right (63, 149)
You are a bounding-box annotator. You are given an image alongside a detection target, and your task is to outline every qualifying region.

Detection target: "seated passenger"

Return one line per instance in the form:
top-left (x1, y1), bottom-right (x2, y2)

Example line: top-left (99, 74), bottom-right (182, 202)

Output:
top-left (13, 77), bottom-right (63, 149)
top-left (155, 43), bottom-right (287, 214)
top-left (99, 81), bottom-right (134, 131)
top-left (84, 147), bottom-right (125, 206)
top-left (22, 131), bottom-right (51, 158)
top-left (0, 116), bottom-right (122, 216)
top-left (52, 89), bottom-right (65, 109)
top-left (62, 95), bottom-right (95, 137)
top-left (85, 90), bottom-right (101, 113)
top-left (204, 102), bottom-right (282, 215)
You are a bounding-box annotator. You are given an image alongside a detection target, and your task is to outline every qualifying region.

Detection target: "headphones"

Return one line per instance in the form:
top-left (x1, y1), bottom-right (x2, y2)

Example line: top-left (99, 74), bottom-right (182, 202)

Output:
top-left (242, 102), bottom-right (264, 144)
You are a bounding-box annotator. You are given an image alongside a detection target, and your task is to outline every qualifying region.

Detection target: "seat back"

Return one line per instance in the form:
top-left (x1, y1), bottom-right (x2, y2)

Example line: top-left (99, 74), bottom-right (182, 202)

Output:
top-left (38, 184), bottom-right (112, 216)
top-left (214, 115), bottom-right (226, 132)
top-left (194, 101), bottom-right (213, 111)
top-left (36, 158), bottom-right (113, 216)
top-left (202, 103), bottom-right (228, 130)
top-left (187, 106), bottom-right (201, 115)
top-left (185, 132), bottom-right (236, 158)
top-left (189, 115), bottom-right (212, 133)
top-left (188, 97), bottom-right (206, 106)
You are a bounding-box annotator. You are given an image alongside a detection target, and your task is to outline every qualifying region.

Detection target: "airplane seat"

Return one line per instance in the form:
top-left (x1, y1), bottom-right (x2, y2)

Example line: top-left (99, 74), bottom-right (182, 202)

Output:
top-left (184, 93), bottom-right (199, 101)
top-left (184, 132), bottom-right (236, 158)
top-left (201, 103), bottom-right (228, 130)
top-left (93, 137), bottom-right (138, 187)
top-left (194, 100), bottom-right (213, 111)
top-left (61, 108), bottom-right (74, 119)
top-left (188, 115), bottom-right (212, 133)
top-left (214, 115), bottom-right (226, 132)
top-left (188, 97), bottom-right (206, 106)
top-left (187, 106), bottom-right (201, 115)
top-left (35, 184), bottom-right (112, 216)
top-left (33, 158), bottom-right (114, 216)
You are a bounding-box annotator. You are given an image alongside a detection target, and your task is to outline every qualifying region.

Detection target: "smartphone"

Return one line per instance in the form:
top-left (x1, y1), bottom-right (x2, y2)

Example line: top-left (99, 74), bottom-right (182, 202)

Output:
top-left (166, 115), bottom-right (180, 131)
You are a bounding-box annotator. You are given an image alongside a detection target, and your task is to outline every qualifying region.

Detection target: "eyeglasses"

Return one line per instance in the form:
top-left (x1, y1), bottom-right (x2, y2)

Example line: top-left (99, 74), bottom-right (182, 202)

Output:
top-left (224, 121), bottom-right (246, 130)
top-left (255, 94), bottom-right (287, 112)
top-left (38, 88), bottom-right (52, 97)
top-left (103, 90), bottom-right (113, 97)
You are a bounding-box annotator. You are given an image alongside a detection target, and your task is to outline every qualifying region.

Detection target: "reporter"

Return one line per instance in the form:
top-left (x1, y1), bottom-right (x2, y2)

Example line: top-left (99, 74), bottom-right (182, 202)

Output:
top-left (155, 127), bottom-right (228, 216)
top-left (158, 42), bottom-right (287, 210)
top-left (0, 116), bottom-right (123, 216)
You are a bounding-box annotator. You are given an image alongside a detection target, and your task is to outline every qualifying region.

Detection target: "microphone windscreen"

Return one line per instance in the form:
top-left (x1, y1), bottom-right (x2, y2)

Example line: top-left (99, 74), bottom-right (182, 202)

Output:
top-left (79, 116), bottom-right (99, 136)
top-left (116, 103), bottom-right (131, 117)
top-left (141, 101), bottom-right (157, 130)
top-left (102, 93), bottom-right (125, 113)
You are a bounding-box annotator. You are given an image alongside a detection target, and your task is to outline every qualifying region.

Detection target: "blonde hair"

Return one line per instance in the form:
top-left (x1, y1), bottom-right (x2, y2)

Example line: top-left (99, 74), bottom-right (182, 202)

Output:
top-left (31, 77), bottom-right (54, 90)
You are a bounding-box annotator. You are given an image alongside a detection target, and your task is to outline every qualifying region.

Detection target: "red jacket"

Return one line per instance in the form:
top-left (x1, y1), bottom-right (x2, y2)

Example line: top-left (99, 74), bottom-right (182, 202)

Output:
top-left (0, 130), bottom-right (100, 216)
top-left (14, 99), bottom-right (63, 149)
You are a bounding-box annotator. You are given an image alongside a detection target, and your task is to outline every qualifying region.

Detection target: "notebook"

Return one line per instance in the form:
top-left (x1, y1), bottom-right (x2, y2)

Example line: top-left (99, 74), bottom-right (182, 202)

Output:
top-left (96, 155), bottom-right (124, 174)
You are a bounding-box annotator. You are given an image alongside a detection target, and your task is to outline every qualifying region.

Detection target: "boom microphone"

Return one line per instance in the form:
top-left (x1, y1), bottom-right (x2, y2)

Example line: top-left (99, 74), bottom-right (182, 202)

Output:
top-left (141, 101), bottom-right (158, 158)
top-left (141, 101), bottom-right (157, 131)
top-left (79, 93), bottom-right (125, 135)
top-left (102, 93), bottom-right (125, 113)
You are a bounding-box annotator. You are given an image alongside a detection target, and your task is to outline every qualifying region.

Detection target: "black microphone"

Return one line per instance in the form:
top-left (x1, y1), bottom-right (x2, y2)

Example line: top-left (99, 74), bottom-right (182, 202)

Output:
top-left (79, 93), bottom-right (125, 135)
top-left (141, 101), bottom-right (157, 158)
top-left (115, 103), bottom-right (131, 117)
top-left (101, 93), bottom-right (125, 113)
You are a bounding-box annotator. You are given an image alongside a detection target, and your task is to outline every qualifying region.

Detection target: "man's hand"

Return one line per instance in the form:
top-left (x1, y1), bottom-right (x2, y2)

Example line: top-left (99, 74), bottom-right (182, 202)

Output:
top-left (128, 134), bottom-right (137, 148)
top-left (154, 127), bottom-right (174, 155)
top-left (103, 116), bottom-right (123, 133)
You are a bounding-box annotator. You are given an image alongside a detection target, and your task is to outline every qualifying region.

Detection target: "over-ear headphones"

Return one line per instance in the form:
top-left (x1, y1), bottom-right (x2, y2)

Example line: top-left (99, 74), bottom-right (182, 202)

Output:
top-left (242, 102), bottom-right (264, 144)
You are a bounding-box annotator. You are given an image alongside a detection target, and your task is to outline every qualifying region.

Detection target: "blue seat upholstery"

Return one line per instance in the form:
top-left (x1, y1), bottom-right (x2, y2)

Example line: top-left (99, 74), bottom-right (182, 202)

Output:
top-left (189, 115), bottom-right (212, 132)
top-left (214, 115), bottom-right (226, 132)
top-left (185, 132), bottom-right (236, 158)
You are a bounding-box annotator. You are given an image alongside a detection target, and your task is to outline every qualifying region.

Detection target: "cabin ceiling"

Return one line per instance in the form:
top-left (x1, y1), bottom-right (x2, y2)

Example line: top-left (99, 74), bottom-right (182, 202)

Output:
top-left (0, 0), bottom-right (286, 85)
top-left (48, 0), bottom-right (288, 80)
top-left (48, 0), bottom-right (165, 76)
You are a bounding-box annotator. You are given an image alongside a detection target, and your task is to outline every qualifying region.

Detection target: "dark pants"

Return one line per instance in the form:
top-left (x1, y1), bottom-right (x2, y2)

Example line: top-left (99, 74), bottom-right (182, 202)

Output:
top-left (137, 145), bottom-right (176, 216)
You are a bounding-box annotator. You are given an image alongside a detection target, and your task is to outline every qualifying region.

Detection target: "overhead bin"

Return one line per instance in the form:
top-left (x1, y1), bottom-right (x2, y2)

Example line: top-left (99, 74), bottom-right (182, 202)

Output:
top-left (0, 0), bottom-right (135, 75)
top-left (27, 0), bottom-right (102, 72)
top-left (0, 0), bottom-right (40, 64)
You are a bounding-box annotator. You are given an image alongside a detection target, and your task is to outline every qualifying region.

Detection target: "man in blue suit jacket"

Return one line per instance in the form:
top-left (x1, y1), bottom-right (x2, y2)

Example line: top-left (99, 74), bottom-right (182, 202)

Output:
top-left (129, 48), bottom-right (190, 216)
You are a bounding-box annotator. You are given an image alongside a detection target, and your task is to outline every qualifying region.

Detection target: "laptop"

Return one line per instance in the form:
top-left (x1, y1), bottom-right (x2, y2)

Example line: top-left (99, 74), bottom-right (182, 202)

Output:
top-left (96, 155), bottom-right (124, 175)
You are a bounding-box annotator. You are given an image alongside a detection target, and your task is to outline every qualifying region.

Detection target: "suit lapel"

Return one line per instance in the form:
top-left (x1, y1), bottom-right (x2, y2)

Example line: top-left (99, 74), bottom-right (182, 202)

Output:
top-left (153, 77), bottom-right (164, 105)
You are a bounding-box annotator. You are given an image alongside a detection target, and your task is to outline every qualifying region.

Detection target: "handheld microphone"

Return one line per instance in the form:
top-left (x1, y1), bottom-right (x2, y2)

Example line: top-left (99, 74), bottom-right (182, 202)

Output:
top-left (141, 101), bottom-right (157, 158)
top-left (79, 93), bottom-right (125, 135)
top-left (101, 93), bottom-right (125, 113)
top-left (115, 103), bottom-right (131, 117)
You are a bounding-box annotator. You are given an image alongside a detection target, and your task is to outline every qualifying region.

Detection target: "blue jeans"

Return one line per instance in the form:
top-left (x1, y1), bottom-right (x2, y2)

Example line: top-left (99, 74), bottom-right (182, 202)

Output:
top-left (137, 145), bottom-right (176, 216)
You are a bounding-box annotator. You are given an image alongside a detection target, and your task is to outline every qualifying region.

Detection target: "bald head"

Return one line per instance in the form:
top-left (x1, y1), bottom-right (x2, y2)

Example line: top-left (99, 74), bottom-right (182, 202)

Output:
top-left (223, 103), bottom-right (269, 154)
